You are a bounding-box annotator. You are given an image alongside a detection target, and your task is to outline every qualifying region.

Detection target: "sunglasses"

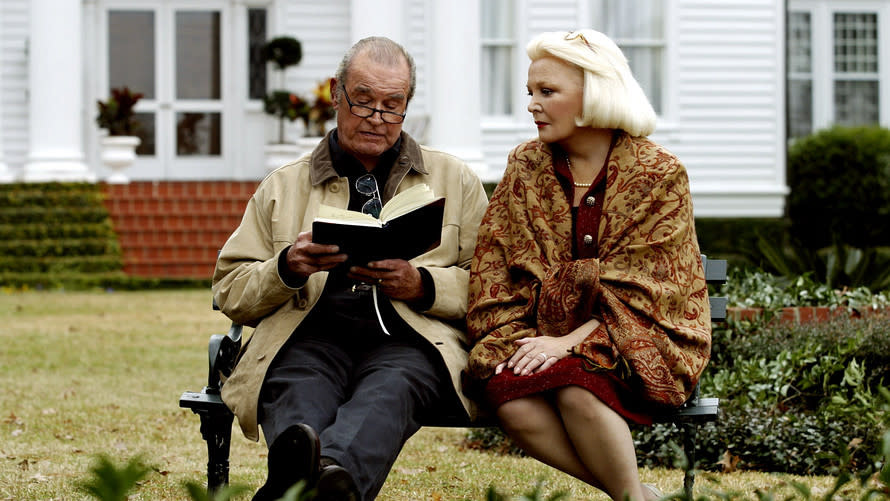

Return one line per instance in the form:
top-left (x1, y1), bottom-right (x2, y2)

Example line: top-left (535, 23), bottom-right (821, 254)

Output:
top-left (565, 31), bottom-right (596, 53)
top-left (356, 173), bottom-right (382, 218)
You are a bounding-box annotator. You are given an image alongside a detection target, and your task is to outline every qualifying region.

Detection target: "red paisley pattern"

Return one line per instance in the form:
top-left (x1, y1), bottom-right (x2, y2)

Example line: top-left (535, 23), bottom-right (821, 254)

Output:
top-left (466, 133), bottom-right (711, 407)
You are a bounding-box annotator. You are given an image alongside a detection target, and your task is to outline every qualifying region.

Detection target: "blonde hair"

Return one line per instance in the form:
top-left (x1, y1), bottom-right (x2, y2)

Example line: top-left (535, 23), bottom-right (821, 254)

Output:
top-left (526, 29), bottom-right (656, 137)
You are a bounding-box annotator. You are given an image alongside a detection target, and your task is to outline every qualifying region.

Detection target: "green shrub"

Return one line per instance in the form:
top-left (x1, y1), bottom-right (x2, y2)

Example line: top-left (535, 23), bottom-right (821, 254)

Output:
top-left (0, 182), bottom-right (124, 289)
top-left (787, 125), bottom-right (890, 250)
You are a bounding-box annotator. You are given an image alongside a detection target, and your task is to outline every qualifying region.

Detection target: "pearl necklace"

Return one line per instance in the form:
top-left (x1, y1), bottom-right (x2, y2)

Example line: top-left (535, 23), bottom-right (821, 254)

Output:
top-left (566, 154), bottom-right (593, 188)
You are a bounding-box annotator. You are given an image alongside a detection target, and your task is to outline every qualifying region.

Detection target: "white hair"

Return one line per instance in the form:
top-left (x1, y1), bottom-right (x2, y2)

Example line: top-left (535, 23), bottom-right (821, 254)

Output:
top-left (526, 29), bottom-right (656, 137)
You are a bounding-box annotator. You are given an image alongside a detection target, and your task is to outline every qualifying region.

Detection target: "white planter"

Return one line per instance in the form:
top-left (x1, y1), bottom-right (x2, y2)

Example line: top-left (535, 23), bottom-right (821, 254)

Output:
top-left (264, 137), bottom-right (321, 173)
top-left (100, 135), bottom-right (141, 184)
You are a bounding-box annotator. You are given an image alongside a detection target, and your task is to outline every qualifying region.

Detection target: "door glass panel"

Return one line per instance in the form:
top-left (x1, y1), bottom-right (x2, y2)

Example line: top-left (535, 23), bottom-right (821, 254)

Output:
top-left (176, 112), bottom-right (221, 155)
top-left (108, 10), bottom-right (155, 98)
top-left (133, 112), bottom-right (156, 156)
top-left (176, 11), bottom-right (221, 99)
top-left (248, 8), bottom-right (268, 100)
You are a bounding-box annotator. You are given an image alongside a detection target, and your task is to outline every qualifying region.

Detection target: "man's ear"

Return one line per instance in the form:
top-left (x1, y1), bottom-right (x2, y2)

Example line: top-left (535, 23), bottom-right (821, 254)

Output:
top-left (330, 79), bottom-right (340, 107)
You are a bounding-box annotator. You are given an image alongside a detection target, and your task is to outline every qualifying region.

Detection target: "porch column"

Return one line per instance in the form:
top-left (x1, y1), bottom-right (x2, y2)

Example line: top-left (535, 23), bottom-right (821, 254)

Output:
top-left (350, 0), bottom-right (405, 44)
top-left (22, 0), bottom-right (94, 182)
top-left (428, 0), bottom-right (490, 180)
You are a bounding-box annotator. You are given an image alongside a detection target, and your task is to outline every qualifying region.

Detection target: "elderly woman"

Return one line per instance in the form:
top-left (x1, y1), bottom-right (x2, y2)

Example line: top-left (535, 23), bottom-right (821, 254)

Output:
top-left (466, 29), bottom-right (712, 501)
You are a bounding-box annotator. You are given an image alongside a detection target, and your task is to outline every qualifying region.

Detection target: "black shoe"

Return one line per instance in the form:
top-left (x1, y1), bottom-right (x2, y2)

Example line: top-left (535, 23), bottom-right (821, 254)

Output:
top-left (315, 464), bottom-right (360, 501)
top-left (252, 423), bottom-right (320, 501)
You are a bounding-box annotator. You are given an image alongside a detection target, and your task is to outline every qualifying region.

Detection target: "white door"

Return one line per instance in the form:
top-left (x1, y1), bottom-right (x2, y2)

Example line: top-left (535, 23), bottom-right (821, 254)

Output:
top-left (102, 1), bottom-right (232, 179)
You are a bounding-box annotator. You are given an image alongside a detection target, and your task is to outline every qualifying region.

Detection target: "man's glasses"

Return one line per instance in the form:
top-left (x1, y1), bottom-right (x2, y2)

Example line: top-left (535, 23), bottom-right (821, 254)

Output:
top-left (340, 86), bottom-right (407, 124)
top-left (356, 173), bottom-right (382, 218)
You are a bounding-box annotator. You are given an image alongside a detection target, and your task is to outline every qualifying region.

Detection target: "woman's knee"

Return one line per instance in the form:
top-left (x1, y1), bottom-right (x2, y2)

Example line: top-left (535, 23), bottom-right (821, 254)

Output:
top-left (496, 397), bottom-right (548, 433)
top-left (555, 385), bottom-right (607, 417)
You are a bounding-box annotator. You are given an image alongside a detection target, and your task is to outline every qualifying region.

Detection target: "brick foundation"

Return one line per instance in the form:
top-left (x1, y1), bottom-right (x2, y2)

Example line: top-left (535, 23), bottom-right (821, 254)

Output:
top-left (102, 181), bottom-right (259, 278)
top-left (727, 306), bottom-right (890, 325)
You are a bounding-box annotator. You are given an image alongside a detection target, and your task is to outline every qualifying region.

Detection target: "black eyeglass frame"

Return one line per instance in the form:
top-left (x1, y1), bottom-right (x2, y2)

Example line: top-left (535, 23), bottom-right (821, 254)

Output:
top-left (340, 85), bottom-right (407, 124)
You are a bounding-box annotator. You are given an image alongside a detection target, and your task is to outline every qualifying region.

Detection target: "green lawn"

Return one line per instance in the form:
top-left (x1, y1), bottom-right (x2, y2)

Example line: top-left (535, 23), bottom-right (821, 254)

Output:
top-left (0, 290), bottom-right (866, 500)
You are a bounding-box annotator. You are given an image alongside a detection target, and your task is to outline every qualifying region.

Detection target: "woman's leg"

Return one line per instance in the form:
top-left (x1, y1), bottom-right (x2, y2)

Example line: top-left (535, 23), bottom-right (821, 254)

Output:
top-left (555, 385), bottom-right (652, 501)
top-left (496, 396), bottom-right (604, 490)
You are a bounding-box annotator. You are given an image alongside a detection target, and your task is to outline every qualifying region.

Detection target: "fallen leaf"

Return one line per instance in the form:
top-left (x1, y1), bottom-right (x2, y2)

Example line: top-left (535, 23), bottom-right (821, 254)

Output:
top-left (11, 429), bottom-right (23, 437)
top-left (717, 450), bottom-right (740, 473)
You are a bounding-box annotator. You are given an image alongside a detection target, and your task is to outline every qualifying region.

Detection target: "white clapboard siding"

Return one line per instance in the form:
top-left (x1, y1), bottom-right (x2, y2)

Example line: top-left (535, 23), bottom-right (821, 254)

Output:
top-left (1, 0), bottom-right (30, 176)
top-left (669, 0), bottom-right (786, 216)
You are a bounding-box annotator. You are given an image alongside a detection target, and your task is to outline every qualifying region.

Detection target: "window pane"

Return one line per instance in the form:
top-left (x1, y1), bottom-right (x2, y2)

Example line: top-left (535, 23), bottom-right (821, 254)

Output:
top-left (599, 0), bottom-right (664, 39)
top-left (133, 112), bottom-right (156, 156)
top-left (248, 8), bottom-right (267, 100)
top-left (482, 48), bottom-right (513, 115)
top-left (834, 13), bottom-right (878, 73)
top-left (834, 80), bottom-right (879, 126)
top-left (788, 79), bottom-right (812, 139)
top-left (176, 112), bottom-right (221, 155)
top-left (176, 11), bottom-right (221, 99)
top-left (481, 0), bottom-right (514, 116)
top-left (623, 46), bottom-right (662, 114)
top-left (108, 11), bottom-right (155, 99)
top-left (788, 12), bottom-right (812, 73)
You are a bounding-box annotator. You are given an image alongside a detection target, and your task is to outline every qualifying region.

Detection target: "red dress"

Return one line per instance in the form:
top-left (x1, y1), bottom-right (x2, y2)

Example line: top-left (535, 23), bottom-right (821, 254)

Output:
top-left (483, 145), bottom-right (654, 425)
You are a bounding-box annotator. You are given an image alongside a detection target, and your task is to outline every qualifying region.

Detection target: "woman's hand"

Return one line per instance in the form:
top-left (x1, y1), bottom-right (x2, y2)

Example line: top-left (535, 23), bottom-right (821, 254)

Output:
top-left (494, 318), bottom-right (601, 376)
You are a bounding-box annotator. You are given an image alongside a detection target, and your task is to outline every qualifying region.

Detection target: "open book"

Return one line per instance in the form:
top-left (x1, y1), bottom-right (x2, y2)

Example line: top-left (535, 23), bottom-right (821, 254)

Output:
top-left (312, 183), bottom-right (445, 265)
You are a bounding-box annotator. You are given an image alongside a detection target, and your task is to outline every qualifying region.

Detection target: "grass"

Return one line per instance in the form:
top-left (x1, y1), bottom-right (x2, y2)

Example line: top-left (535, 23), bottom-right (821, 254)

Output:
top-left (0, 289), bottom-right (870, 500)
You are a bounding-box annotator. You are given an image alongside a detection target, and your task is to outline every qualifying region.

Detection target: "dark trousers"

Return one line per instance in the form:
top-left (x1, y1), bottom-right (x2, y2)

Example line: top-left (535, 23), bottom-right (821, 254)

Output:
top-left (258, 330), bottom-right (456, 500)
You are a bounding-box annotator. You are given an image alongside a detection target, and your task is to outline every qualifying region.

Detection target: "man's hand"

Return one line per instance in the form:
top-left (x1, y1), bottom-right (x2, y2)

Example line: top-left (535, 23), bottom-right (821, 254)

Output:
top-left (286, 231), bottom-right (348, 279)
top-left (348, 259), bottom-right (424, 302)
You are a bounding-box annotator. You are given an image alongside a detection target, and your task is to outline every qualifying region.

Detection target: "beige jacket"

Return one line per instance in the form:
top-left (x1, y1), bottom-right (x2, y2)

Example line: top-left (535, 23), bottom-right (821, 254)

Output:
top-left (212, 132), bottom-right (488, 440)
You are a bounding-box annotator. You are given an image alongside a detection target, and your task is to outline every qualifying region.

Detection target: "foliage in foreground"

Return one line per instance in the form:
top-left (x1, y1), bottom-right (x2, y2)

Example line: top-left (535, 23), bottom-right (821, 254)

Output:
top-left (78, 425), bottom-right (890, 500)
top-left (637, 314), bottom-right (890, 477)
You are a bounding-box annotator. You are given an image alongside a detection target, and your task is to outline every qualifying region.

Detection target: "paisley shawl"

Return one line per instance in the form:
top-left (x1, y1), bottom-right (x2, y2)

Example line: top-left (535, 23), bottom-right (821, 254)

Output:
top-left (466, 133), bottom-right (711, 407)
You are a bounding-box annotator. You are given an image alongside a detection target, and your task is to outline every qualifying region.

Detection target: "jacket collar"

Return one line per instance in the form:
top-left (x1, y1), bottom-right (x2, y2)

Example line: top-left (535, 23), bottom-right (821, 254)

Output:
top-left (308, 130), bottom-right (429, 188)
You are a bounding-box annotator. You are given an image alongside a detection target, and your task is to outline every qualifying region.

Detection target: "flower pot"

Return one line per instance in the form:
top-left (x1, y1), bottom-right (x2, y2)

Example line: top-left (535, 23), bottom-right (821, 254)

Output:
top-left (100, 135), bottom-right (141, 184)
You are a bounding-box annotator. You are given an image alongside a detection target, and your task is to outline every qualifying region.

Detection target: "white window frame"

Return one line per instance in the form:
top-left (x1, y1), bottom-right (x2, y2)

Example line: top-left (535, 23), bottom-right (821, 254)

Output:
top-left (480, 0), bottom-right (528, 123)
top-left (585, 0), bottom-right (675, 125)
top-left (789, 0), bottom-right (890, 136)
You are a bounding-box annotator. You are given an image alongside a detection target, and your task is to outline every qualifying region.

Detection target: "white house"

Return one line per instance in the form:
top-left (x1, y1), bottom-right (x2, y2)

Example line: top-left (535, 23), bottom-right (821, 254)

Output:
top-left (1, 0), bottom-right (877, 222)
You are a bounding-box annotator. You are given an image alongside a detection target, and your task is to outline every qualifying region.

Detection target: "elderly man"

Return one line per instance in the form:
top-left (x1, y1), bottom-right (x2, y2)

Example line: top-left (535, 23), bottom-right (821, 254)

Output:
top-left (212, 36), bottom-right (488, 501)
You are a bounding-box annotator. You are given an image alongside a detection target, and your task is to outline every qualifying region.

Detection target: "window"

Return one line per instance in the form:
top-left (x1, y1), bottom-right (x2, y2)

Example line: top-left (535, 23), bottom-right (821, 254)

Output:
top-left (788, 11), bottom-right (813, 138)
top-left (788, 2), bottom-right (883, 138)
top-left (247, 8), bottom-right (267, 100)
top-left (591, 0), bottom-right (666, 114)
top-left (480, 0), bottom-right (515, 116)
top-left (833, 13), bottom-right (879, 126)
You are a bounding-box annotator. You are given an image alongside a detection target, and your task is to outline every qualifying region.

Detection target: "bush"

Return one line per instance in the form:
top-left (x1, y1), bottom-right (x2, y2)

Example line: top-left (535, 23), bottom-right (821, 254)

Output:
top-left (787, 125), bottom-right (890, 250)
top-left (0, 182), bottom-right (124, 289)
top-left (669, 314), bottom-right (890, 476)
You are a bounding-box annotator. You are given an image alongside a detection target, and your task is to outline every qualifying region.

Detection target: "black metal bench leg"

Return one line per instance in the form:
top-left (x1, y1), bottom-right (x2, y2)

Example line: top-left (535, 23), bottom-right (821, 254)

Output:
top-left (198, 407), bottom-right (234, 493)
top-left (681, 422), bottom-right (696, 499)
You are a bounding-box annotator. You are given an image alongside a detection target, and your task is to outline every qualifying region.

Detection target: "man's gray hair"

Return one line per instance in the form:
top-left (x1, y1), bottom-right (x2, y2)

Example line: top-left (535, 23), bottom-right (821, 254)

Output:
top-left (335, 36), bottom-right (417, 103)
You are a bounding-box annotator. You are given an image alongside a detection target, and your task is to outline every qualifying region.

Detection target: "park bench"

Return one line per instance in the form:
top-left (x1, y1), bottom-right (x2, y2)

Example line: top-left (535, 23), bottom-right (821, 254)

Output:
top-left (180, 255), bottom-right (727, 499)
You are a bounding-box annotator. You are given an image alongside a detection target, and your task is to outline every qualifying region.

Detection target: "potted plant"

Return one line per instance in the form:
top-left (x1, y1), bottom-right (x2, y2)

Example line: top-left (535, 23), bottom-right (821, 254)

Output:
top-left (95, 87), bottom-right (143, 184)
top-left (307, 78), bottom-right (336, 137)
top-left (261, 36), bottom-right (303, 144)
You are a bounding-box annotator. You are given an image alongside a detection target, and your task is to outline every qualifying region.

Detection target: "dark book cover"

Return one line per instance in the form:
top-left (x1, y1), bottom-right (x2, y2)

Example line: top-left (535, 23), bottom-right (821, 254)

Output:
top-left (312, 197), bottom-right (445, 266)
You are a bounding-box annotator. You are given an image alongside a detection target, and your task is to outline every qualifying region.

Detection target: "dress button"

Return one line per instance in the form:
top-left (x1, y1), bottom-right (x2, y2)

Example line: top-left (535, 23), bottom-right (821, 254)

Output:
top-left (585, 196), bottom-right (596, 206)
top-left (583, 234), bottom-right (594, 245)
